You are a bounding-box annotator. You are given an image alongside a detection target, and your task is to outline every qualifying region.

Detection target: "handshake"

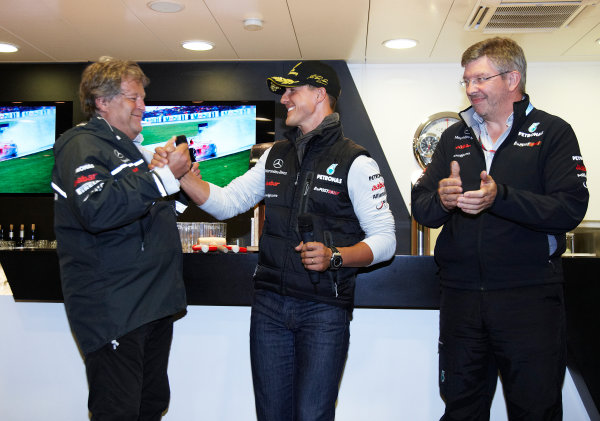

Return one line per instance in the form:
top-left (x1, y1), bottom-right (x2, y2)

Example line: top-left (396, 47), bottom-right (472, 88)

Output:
top-left (150, 135), bottom-right (200, 180)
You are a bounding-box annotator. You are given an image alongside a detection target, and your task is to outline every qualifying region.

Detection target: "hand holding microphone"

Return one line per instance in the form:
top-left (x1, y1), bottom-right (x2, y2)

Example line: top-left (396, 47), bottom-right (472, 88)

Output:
top-left (175, 135), bottom-right (197, 164)
top-left (297, 213), bottom-right (321, 285)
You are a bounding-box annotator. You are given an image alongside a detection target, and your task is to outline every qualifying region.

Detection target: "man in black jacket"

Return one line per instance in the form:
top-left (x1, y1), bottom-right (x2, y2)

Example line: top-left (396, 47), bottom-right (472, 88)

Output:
top-left (412, 38), bottom-right (588, 420)
top-left (52, 57), bottom-right (191, 420)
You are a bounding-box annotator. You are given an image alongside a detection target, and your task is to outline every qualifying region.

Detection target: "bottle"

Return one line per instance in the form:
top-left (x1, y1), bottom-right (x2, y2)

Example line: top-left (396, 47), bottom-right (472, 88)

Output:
top-left (30, 223), bottom-right (37, 241)
top-left (8, 224), bottom-right (14, 244)
top-left (0, 224), bottom-right (3, 240)
top-left (16, 224), bottom-right (25, 247)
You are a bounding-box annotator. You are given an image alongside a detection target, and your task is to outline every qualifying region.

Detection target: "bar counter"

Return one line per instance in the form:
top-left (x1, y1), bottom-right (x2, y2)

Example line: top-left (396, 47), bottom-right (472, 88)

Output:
top-left (0, 250), bottom-right (440, 308)
top-left (0, 250), bottom-right (598, 418)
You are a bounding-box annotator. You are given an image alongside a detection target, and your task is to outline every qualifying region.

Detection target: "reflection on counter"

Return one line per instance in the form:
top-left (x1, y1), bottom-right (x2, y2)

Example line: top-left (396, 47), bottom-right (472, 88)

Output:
top-left (0, 239), bottom-right (57, 250)
top-left (564, 220), bottom-right (600, 257)
top-left (0, 263), bottom-right (12, 295)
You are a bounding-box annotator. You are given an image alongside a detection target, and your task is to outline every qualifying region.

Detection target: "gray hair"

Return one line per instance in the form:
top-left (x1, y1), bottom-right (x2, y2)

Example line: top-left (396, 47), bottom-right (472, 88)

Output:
top-left (79, 56), bottom-right (149, 119)
top-left (461, 37), bottom-right (527, 93)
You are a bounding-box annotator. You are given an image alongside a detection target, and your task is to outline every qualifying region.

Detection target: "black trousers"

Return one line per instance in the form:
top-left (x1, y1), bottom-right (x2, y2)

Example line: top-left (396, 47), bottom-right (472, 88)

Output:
top-left (85, 317), bottom-right (174, 421)
top-left (439, 284), bottom-right (566, 421)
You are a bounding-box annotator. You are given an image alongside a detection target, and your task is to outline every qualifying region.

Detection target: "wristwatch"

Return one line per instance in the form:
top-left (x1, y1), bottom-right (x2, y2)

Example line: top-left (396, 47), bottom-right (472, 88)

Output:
top-left (329, 246), bottom-right (343, 271)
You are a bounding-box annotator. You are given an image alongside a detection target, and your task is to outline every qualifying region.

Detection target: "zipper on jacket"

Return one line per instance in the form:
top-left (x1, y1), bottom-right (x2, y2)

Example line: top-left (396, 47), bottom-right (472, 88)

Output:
top-left (139, 220), bottom-right (145, 251)
top-left (281, 169), bottom-right (315, 294)
top-left (324, 230), bottom-right (338, 297)
top-left (476, 215), bottom-right (486, 290)
top-left (280, 156), bottom-right (305, 294)
top-left (298, 171), bottom-right (314, 215)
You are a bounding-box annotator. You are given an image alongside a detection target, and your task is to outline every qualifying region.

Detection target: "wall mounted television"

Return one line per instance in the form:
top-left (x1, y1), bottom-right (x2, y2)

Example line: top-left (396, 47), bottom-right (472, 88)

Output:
top-left (141, 101), bottom-right (275, 187)
top-left (0, 101), bottom-right (73, 195)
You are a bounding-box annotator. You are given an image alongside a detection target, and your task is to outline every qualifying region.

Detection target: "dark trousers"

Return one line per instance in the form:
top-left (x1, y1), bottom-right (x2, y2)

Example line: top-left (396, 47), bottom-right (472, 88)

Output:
top-left (85, 317), bottom-right (174, 421)
top-left (250, 289), bottom-right (350, 421)
top-left (439, 284), bottom-right (566, 421)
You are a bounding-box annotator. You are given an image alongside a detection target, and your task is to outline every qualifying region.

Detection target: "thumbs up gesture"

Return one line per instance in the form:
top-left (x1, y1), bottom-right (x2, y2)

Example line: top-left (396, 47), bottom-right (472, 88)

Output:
top-left (438, 161), bottom-right (463, 211)
top-left (457, 170), bottom-right (497, 215)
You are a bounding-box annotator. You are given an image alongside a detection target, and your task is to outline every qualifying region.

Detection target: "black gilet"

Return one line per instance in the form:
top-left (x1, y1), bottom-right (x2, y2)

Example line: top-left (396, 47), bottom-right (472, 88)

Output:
top-left (253, 121), bottom-right (368, 309)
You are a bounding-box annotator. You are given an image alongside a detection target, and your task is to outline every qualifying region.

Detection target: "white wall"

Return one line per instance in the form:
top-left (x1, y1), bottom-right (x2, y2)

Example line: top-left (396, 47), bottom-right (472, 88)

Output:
top-left (1, 61), bottom-right (598, 420)
top-left (348, 62), bottom-right (600, 220)
top-left (0, 296), bottom-right (590, 420)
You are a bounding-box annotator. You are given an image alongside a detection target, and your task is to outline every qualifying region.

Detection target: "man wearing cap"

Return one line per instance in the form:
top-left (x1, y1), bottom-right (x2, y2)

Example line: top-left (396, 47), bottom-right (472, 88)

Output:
top-left (152, 60), bottom-right (395, 420)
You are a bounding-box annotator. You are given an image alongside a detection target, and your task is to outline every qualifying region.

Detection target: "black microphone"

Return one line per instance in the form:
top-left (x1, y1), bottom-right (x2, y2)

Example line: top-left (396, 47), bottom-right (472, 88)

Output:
top-left (175, 135), bottom-right (196, 162)
top-left (298, 213), bottom-right (319, 285)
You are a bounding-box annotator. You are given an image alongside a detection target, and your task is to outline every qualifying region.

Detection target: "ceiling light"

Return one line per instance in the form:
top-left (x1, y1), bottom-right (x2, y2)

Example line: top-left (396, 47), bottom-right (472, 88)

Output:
top-left (383, 38), bottom-right (418, 49)
top-left (0, 42), bottom-right (18, 53)
top-left (147, 1), bottom-right (184, 13)
top-left (596, 38), bottom-right (600, 45)
top-left (182, 41), bottom-right (214, 51)
top-left (244, 18), bottom-right (264, 31)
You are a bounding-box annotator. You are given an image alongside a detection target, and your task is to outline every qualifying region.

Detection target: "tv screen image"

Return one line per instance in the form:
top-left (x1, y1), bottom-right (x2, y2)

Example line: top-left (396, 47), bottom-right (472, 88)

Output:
top-left (0, 102), bottom-right (72, 194)
top-left (141, 102), bottom-right (273, 187)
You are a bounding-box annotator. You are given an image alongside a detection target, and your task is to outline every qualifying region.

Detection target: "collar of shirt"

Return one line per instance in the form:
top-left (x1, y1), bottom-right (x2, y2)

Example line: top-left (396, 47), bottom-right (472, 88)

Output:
top-left (463, 98), bottom-right (525, 173)
top-left (132, 133), bottom-right (144, 145)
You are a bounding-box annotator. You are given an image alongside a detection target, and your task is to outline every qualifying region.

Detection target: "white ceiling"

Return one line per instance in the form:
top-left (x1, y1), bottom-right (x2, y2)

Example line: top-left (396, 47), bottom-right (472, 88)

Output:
top-left (1, 0), bottom-right (599, 64)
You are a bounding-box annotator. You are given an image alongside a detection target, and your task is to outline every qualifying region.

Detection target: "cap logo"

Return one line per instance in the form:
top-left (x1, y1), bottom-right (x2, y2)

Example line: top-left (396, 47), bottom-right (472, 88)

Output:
top-left (308, 74), bottom-right (328, 86)
top-left (288, 62), bottom-right (302, 76)
top-left (270, 76), bottom-right (297, 85)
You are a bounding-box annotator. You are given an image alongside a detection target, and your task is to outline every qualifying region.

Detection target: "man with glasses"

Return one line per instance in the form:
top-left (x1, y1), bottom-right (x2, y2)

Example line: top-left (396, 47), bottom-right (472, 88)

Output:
top-left (412, 37), bottom-right (588, 420)
top-left (52, 57), bottom-right (192, 420)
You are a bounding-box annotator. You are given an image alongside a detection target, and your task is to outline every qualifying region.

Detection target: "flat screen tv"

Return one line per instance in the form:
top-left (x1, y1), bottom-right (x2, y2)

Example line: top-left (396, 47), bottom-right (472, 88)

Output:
top-left (141, 101), bottom-right (275, 187)
top-left (0, 101), bottom-right (73, 195)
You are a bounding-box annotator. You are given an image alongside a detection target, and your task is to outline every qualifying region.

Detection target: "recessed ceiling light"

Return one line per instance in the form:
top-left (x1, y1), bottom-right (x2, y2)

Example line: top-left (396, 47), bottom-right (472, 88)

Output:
top-left (383, 38), bottom-right (418, 49)
top-left (244, 18), bottom-right (264, 31)
top-left (596, 38), bottom-right (600, 45)
top-left (147, 1), bottom-right (184, 13)
top-left (182, 41), bottom-right (214, 51)
top-left (0, 42), bottom-right (18, 53)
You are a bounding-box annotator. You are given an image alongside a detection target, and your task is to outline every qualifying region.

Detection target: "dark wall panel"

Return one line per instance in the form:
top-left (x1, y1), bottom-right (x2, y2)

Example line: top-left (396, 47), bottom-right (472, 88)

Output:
top-left (0, 60), bottom-right (410, 253)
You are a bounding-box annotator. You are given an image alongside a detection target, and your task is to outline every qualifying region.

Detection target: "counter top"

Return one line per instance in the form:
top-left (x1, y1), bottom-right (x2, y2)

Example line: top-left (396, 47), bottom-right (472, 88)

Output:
top-left (0, 249), bottom-right (599, 417)
top-left (0, 250), bottom-right (439, 308)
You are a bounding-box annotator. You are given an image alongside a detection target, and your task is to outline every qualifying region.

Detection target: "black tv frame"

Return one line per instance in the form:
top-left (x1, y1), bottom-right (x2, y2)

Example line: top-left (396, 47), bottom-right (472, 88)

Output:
top-left (0, 100), bottom-right (73, 196)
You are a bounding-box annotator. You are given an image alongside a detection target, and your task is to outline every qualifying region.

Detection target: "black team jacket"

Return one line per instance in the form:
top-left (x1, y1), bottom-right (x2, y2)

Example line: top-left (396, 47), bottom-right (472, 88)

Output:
top-left (411, 95), bottom-right (589, 290)
top-left (52, 116), bottom-right (187, 355)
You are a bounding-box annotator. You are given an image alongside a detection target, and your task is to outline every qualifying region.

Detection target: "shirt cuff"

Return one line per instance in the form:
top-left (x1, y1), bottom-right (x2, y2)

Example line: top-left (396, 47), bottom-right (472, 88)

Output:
top-left (152, 166), bottom-right (180, 196)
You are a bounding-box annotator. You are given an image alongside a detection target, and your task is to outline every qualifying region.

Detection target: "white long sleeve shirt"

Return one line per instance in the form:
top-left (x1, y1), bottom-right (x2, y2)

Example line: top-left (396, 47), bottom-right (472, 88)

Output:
top-left (200, 147), bottom-right (396, 265)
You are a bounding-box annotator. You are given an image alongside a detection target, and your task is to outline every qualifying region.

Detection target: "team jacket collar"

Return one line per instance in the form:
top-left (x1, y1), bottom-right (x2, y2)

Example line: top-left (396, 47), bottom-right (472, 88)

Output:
top-left (459, 94), bottom-right (534, 132)
top-left (283, 112), bottom-right (342, 144)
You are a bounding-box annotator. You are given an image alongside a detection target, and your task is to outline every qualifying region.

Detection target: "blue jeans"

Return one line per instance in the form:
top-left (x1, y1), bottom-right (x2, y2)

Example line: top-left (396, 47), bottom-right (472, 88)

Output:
top-left (250, 289), bottom-right (350, 421)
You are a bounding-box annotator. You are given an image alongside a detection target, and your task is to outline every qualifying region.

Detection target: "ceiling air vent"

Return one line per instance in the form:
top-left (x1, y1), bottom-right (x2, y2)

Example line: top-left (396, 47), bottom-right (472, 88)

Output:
top-left (465, 0), bottom-right (597, 33)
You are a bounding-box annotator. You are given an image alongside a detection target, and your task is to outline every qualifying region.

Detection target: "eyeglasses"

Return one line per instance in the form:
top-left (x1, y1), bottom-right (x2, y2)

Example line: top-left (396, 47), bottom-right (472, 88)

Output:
top-left (459, 71), bottom-right (512, 88)
top-left (119, 92), bottom-right (145, 104)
